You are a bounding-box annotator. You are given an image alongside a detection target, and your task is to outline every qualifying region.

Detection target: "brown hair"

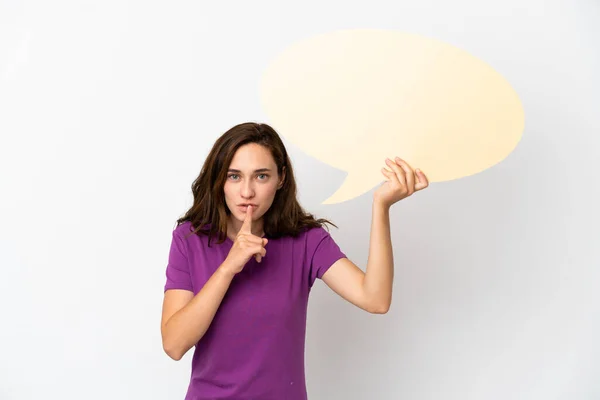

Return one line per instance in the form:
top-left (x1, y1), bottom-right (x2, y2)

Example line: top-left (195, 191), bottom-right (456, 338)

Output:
top-left (177, 122), bottom-right (337, 246)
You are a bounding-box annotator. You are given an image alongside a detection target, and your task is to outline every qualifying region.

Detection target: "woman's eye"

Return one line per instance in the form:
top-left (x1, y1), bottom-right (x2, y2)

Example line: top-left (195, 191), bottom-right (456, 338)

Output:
top-left (227, 173), bottom-right (268, 181)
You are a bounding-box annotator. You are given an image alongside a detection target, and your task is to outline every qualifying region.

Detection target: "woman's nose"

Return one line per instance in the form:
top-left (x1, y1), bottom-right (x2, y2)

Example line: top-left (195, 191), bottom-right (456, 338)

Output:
top-left (241, 181), bottom-right (255, 197)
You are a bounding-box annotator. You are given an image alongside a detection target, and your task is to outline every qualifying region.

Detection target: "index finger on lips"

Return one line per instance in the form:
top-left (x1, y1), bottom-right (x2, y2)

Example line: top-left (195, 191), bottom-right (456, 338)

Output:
top-left (240, 204), bottom-right (253, 233)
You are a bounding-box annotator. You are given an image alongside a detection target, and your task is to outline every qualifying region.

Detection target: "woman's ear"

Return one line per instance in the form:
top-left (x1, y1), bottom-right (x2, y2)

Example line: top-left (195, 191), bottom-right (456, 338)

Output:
top-left (278, 166), bottom-right (286, 189)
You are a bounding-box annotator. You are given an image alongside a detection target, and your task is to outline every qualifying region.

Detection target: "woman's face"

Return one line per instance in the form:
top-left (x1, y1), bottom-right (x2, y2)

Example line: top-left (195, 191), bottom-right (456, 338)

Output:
top-left (223, 143), bottom-right (284, 229)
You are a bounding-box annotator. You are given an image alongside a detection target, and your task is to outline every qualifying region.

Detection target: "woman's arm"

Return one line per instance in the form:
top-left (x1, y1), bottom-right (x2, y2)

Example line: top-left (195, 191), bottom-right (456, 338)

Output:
top-left (160, 262), bottom-right (236, 361)
top-left (321, 202), bottom-right (393, 314)
top-left (322, 157), bottom-right (429, 313)
top-left (162, 206), bottom-right (268, 360)
top-left (362, 201), bottom-right (394, 310)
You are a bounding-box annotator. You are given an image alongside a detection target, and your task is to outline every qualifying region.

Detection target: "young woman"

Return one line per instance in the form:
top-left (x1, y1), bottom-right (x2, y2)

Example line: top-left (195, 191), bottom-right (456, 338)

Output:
top-left (161, 122), bottom-right (428, 399)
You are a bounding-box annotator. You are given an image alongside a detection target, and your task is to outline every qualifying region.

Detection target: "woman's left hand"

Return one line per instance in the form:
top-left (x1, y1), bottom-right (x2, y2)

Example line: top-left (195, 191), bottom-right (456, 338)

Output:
top-left (373, 156), bottom-right (429, 208)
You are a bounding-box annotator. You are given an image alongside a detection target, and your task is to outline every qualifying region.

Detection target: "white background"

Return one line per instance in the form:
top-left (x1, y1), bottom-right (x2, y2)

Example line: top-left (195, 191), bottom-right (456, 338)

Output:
top-left (1, 0), bottom-right (599, 399)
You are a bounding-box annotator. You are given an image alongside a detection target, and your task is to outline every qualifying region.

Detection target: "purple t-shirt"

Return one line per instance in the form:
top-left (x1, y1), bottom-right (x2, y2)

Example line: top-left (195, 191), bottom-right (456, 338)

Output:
top-left (164, 221), bottom-right (346, 400)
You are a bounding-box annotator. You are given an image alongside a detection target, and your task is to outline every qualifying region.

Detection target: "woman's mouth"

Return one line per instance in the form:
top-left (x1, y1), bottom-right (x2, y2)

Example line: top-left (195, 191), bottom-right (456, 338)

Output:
top-left (238, 204), bottom-right (257, 212)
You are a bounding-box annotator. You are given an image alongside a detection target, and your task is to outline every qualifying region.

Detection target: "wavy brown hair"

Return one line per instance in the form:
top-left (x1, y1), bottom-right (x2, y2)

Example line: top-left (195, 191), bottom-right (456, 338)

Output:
top-left (177, 122), bottom-right (337, 246)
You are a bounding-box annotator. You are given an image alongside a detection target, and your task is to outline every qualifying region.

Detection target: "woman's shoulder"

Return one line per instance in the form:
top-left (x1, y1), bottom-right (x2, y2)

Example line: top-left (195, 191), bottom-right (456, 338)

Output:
top-left (173, 220), bottom-right (195, 236)
top-left (171, 221), bottom-right (210, 244)
top-left (291, 224), bottom-right (336, 245)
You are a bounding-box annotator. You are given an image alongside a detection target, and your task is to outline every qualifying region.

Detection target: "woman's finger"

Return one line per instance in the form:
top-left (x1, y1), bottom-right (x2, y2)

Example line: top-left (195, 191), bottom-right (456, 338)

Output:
top-left (240, 234), bottom-right (265, 245)
top-left (395, 157), bottom-right (415, 194)
top-left (414, 168), bottom-right (430, 191)
top-left (381, 167), bottom-right (392, 181)
top-left (254, 243), bottom-right (268, 263)
top-left (385, 158), bottom-right (406, 187)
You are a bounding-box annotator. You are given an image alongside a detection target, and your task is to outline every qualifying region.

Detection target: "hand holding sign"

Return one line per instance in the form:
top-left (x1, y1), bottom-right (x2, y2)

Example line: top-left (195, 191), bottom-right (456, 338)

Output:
top-left (374, 156), bottom-right (429, 208)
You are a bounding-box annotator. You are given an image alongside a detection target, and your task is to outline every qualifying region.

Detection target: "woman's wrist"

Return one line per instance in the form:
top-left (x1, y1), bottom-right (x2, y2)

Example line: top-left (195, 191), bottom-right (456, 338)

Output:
top-left (218, 261), bottom-right (238, 278)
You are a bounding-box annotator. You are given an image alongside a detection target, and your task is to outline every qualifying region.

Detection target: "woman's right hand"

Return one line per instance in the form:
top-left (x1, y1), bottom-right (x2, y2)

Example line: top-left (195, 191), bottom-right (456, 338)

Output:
top-left (223, 205), bottom-right (268, 275)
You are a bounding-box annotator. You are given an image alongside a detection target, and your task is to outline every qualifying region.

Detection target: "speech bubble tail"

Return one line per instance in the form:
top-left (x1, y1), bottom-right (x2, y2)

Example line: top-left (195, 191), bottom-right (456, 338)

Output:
top-left (321, 173), bottom-right (375, 205)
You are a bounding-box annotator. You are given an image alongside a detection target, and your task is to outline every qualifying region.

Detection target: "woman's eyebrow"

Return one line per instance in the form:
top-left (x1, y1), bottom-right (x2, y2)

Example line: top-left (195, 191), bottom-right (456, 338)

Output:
top-left (227, 168), bottom-right (272, 173)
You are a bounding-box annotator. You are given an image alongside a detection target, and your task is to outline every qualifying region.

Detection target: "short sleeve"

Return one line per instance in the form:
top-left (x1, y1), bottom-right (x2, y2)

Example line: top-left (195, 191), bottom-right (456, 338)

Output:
top-left (308, 227), bottom-right (347, 287)
top-left (164, 229), bottom-right (193, 292)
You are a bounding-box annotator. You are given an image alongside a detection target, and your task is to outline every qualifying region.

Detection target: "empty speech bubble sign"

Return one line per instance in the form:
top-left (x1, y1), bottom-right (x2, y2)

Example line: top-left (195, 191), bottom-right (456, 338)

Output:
top-left (259, 29), bottom-right (524, 204)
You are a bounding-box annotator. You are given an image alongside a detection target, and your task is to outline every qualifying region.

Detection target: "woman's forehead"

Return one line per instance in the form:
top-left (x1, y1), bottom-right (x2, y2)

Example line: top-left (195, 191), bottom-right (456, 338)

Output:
top-left (229, 144), bottom-right (276, 168)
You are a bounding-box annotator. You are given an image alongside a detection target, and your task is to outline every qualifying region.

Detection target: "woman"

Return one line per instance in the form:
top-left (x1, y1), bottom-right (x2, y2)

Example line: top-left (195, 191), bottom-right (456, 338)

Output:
top-left (161, 122), bottom-right (428, 399)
